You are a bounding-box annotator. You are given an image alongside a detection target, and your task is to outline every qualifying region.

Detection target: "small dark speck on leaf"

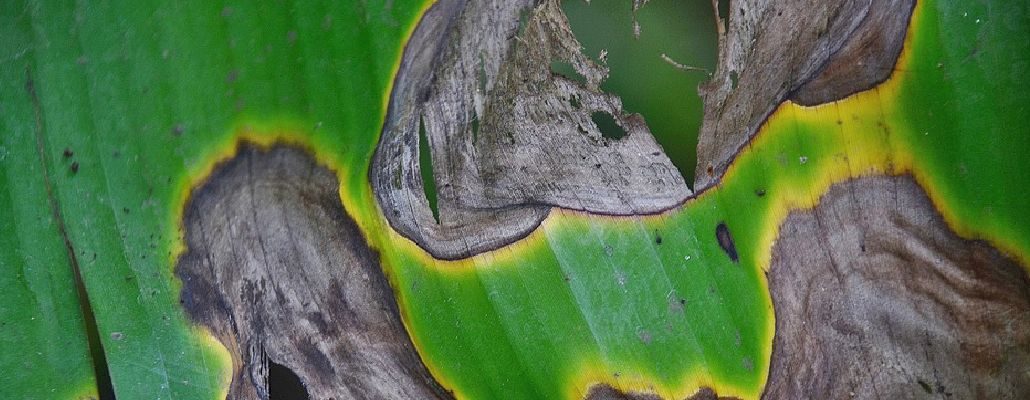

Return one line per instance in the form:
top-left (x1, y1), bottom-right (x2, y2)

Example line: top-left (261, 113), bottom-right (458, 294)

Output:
top-left (70, 162), bottom-right (79, 174)
top-left (655, 231), bottom-right (662, 245)
top-left (172, 123), bottom-right (185, 136)
top-left (716, 222), bottom-right (738, 262)
top-left (755, 188), bottom-right (766, 197)
top-left (63, 148), bottom-right (74, 158)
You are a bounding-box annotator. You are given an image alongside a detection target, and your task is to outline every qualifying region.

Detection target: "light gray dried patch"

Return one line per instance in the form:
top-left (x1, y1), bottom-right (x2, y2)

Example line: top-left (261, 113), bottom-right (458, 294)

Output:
top-left (372, 0), bottom-right (689, 260)
top-left (177, 144), bottom-right (452, 400)
top-left (765, 175), bottom-right (1030, 399)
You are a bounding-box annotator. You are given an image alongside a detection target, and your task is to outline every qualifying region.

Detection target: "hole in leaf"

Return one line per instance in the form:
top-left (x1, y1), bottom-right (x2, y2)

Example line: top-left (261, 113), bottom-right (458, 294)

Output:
top-left (549, 60), bottom-right (587, 85)
top-left (471, 114), bottom-right (480, 143)
top-left (591, 111), bottom-right (627, 140)
top-left (418, 116), bottom-right (440, 224)
top-left (717, 0), bottom-right (730, 32)
top-left (516, 8), bottom-right (532, 37)
top-left (477, 54), bottom-right (488, 94)
top-left (268, 359), bottom-right (309, 400)
top-left (562, 0), bottom-right (717, 188)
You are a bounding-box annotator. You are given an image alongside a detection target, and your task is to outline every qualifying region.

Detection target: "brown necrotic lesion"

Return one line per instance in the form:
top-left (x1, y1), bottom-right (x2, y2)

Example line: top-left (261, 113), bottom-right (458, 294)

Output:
top-left (765, 175), bottom-right (1030, 399)
top-left (177, 143), bottom-right (453, 399)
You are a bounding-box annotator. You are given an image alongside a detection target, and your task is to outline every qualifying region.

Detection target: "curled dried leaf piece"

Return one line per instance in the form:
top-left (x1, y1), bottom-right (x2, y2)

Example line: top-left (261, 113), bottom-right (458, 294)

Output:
top-left (372, 0), bottom-right (690, 260)
top-left (695, 0), bottom-right (914, 190)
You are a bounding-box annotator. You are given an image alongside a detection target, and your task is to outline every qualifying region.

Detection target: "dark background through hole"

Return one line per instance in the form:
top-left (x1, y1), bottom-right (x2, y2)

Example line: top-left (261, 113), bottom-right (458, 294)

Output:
top-left (268, 360), bottom-right (309, 400)
top-left (563, 0), bottom-right (717, 188)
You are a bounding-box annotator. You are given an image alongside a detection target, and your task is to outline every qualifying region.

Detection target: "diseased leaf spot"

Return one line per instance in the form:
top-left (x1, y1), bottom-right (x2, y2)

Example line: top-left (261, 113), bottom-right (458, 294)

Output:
top-left (172, 123), bottom-right (185, 136)
top-left (591, 111), bottom-right (627, 140)
top-left (716, 222), bottom-right (738, 262)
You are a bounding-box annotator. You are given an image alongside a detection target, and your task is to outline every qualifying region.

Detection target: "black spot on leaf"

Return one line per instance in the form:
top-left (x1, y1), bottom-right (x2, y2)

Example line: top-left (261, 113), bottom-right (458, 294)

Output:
top-left (716, 222), bottom-right (738, 262)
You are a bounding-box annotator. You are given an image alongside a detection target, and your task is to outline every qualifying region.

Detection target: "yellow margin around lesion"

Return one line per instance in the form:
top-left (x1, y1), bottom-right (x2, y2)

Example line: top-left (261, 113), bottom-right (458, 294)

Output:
top-left (162, 0), bottom-right (439, 397)
top-left (165, 119), bottom-right (330, 400)
top-left (163, 116), bottom-right (406, 399)
top-left (562, 357), bottom-right (759, 400)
